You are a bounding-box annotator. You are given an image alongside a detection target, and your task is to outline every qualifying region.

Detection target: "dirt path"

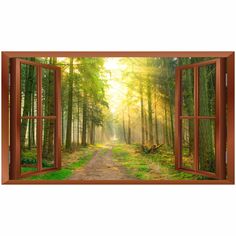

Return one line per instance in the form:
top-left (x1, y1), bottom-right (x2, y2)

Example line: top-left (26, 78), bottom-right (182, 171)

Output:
top-left (69, 146), bottom-right (136, 180)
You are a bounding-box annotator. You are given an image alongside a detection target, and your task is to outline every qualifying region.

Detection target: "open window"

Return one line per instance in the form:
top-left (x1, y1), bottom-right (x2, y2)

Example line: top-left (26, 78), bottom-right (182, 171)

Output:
top-left (175, 58), bottom-right (226, 179)
top-left (9, 59), bottom-right (61, 179)
top-left (2, 52), bottom-right (234, 184)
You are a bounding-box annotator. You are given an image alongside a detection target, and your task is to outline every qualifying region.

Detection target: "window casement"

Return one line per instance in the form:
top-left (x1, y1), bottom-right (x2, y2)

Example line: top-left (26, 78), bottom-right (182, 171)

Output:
top-left (175, 58), bottom-right (226, 179)
top-left (10, 58), bottom-right (61, 179)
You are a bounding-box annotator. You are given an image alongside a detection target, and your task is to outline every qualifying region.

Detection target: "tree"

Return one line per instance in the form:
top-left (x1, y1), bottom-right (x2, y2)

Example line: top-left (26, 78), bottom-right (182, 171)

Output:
top-left (65, 57), bottom-right (74, 150)
top-left (20, 58), bottom-right (36, 150)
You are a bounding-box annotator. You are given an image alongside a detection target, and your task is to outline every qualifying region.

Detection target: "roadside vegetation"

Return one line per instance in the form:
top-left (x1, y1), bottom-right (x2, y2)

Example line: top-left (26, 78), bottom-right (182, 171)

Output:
top-left (112, 144), bottom-right (210, 180)
top-left (24, 146), bottom-right (99, 180)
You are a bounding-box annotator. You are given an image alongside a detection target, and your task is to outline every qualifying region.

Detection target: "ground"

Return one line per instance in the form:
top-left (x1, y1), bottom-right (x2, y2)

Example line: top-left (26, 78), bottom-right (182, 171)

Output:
top-left (69, 145), bottom-right (136, 180)
top-left (24, 143), bottom-right (208, 181)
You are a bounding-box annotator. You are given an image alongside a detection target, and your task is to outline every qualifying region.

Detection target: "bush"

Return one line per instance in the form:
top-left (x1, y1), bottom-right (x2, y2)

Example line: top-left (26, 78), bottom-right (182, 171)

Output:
top-left (21, 150), bottom-right (53, 167)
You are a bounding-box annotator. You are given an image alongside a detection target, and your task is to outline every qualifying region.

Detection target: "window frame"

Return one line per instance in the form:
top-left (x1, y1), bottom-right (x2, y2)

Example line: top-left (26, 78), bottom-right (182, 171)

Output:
top-left (9, 58), bottom-right (62, 179)
top-left (175, 58), bottom-right (226, 179)
top-left (1, 52), bottom-right (234, 184)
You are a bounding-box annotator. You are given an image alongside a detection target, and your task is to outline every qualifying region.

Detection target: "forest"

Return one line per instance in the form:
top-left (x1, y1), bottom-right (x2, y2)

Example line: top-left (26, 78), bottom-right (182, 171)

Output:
top-left (18, 57), bottom-right (216, 180)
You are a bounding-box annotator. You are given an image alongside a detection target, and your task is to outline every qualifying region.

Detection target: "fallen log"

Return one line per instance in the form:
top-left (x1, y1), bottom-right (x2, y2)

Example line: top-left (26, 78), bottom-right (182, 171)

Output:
top-left (141, 144), bottom-right (164, 154)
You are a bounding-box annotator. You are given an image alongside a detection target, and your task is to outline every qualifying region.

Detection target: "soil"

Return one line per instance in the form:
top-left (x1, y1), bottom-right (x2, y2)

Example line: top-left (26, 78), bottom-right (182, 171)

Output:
top-left (68, 146), bottom-right (136, 180)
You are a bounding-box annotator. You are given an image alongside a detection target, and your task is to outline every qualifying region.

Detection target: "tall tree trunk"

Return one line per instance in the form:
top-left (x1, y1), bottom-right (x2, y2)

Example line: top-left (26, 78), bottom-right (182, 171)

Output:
top-left (147, 79), bottom-right (153, 145)
top-left (164, 99), bottom-right (169, 146)
top-left (73, 117), bottom-right (76, 144)
top-left (77, 95), bottom-right (80, 147)
top-left (144, 110), bottom-right (149, 143)
top-left (154, 88), bottom-right (159, 145)
top-left (90, 108), bottom-right (95, 145)
top-left (47, 58), bottom-right (56, 158)
top-left (20, 58), bottom-right (35, 150)
top-left (81, 91), bottom-right (87, 146)
top-left (62, 108), bottom-right (64, 146)
top-left (162, 116), bottom-right (165, 144)
top-left (28, 119), bottom-right (31, 149)
top-left (127, 107), bottom-right (131, 144)
top-left (139, 80), bottom-right (145, 145)
top-left (168, 91), bottom-right (174, 150)
top-left (166, 64), bottom-right (174, 151)
top-left (31, 90), bottom-right (35, 146)
top-left (90, 121), bottom-right (95, 145)
top-left (42, 58), bottom-right (55, 159)
top-left (122, 110), bottom-right (127, 144)
top-left (65, 58), bottom-right (74, 150)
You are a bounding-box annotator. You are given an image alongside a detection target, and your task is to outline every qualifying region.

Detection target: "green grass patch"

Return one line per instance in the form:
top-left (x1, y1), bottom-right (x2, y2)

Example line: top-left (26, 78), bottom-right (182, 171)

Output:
top-left (112, 144), bottom-right (210, 180)
top-left (24, 146), bottom-right (98, 180)
top-left (28, 169), bottom-right (73, 180)
top-left (21, 167), bottom-right (37, 173)
top-left (67, 152), bottom-right (94, 169)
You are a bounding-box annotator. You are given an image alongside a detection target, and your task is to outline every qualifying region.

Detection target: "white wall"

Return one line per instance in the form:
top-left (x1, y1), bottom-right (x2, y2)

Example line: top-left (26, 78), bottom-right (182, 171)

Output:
top-left (0, 1), bottom-right (235, 236)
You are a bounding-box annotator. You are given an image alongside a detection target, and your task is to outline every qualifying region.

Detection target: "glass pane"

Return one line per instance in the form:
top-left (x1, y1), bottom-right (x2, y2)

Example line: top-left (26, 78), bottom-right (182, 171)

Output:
top-left (181, 119), bottom-right (194, 169)
top-left (199, 119), bottom-right (216, 173)
top-left (20, 119), bottom-right (37, 174)
top-left (181, 68), bottom-right (194, 116)
top-left (199, 64), bottom-right (216, 116)
top-left (21, 63), bottom-right (37, 117)
top-left (42, 119), bottom-right (55, 169)
top-left (42, 68), bottom-right (55, 116)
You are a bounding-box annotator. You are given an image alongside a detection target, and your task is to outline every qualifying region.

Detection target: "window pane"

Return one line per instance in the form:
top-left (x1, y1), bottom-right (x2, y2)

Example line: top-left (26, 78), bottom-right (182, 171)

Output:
top-left (181, 119), bottom-right (194, 169)
top-left (42, 119), bottom-right (55, 168)
top-left (181, 68), bottom-right (194, 116)
top-left (21, 63), bottom-right (37, 117)
top-left (199, 64), bottom-right (216, 116)
top-left (20, 119), bottom-right (37, 174)
top-left (199, 119), bottom-right (216, 173)
top-left (42, 68), bottom-right (55, 116)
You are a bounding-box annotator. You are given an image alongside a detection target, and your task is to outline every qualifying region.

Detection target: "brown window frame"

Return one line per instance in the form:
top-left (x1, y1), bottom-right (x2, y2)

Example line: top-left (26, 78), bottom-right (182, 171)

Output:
top-left (9, 58), bottom-right (62, 179)
top-left (1, 52), bottom-right (234, 184)
top-left (175, 58), bottom-right (226, 179)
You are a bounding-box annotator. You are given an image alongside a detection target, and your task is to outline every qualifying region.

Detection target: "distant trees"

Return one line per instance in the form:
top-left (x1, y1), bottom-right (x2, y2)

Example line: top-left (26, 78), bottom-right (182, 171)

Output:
top-left (114, 58), bottom-right (176, 150)
top-left (65, 57), bottom-right (74, 150)
top-left (57, 57), bottom-right (108, 150)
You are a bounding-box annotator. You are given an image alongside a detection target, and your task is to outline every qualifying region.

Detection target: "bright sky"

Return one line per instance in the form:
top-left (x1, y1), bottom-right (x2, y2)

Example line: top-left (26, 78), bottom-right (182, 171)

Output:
top-left (104, 58), bottom-right (128, 114)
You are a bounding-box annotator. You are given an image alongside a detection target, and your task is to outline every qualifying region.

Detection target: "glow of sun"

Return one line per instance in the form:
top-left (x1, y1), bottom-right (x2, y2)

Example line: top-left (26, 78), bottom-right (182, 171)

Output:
top-left (104, 58), bottom-right (128, 114)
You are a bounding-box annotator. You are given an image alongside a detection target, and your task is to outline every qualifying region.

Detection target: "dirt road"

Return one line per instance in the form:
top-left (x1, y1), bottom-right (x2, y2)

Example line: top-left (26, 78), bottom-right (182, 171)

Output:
top-left (69, 146), bottom-right (136, 180)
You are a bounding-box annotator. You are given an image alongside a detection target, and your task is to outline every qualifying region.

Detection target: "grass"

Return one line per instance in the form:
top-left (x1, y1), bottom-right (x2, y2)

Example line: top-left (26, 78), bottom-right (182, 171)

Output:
top-left (27, 169), bottom-right (73, 180)
top-left (23, 145), bottom-right (99, 180)
top-left (21, 167), bottom-right (37, 173)
top-left (112, 144), bottom-right (211, 180)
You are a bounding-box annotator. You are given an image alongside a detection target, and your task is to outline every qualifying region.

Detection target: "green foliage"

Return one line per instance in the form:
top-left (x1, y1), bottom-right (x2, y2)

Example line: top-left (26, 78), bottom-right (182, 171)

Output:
top-left (21, 156), bottom-right (37, 165)
top-left (21, 150), bottom-right (53, 168)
